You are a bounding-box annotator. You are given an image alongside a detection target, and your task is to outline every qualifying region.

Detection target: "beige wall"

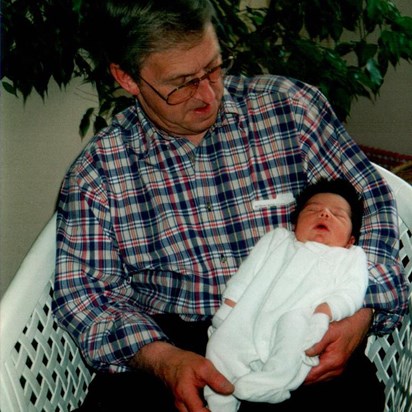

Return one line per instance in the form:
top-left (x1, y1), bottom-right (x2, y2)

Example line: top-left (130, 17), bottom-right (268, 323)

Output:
top-left (1, 0), bottom-right (411, 298)
top-left (345, 0), bottom-right (412, 156)
top-left (0, 79), bottom-right (95, 296)
top-left (345, 60), bottom-right (412, 156)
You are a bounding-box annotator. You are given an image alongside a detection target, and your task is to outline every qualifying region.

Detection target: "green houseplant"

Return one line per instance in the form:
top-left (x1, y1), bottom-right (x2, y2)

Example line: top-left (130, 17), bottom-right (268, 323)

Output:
top-left (2, 0), bottom-right (412, 137)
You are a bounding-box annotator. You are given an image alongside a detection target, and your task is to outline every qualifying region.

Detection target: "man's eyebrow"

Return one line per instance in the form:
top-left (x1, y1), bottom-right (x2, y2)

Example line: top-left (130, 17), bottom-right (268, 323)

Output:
top-left (164, 52), bottom-right (222, 82)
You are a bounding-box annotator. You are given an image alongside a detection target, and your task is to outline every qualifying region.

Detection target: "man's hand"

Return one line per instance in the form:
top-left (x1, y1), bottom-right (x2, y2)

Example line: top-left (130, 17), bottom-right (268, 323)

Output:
top-left (304, 308), bottom-right (373, 384)
top-left (130, 341), bottom-right (234, 412)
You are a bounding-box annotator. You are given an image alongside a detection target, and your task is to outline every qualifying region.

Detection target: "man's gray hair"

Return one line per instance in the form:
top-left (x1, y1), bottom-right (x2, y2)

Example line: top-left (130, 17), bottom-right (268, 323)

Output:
top-left (87, 0), bottom-right (216, 79)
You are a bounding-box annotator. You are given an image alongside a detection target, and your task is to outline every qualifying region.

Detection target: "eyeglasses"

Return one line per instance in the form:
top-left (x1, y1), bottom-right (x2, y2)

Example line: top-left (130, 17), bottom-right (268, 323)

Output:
top-left (138, 55), bottom-right (234, 105)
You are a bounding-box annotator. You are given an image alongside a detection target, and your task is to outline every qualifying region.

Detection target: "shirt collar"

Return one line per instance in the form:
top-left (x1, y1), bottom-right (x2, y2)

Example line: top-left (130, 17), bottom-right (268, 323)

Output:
top-left (112, 85), bottom-right (240, 162)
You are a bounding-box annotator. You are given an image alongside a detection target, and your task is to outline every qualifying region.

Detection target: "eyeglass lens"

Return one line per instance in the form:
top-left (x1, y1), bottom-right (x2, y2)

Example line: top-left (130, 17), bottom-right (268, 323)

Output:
top-left (166, 57), bottom-right (234, 105)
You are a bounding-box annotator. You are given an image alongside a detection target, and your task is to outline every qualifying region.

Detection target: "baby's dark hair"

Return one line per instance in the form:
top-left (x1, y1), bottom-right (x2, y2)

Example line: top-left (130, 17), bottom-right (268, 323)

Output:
top-left (292, 178), bottom-right (364, 243)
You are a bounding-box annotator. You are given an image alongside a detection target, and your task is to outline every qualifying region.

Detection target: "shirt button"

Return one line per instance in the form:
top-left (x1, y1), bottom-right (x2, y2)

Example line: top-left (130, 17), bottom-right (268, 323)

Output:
top-left (220, 255), bottom-right (227, 264)
top-left (206, 203), bottom-right (212, 212)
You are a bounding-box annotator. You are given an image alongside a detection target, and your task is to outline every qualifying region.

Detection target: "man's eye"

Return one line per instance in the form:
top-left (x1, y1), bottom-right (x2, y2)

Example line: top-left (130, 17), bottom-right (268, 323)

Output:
top-left (187, 78), bottom-right (200, 86)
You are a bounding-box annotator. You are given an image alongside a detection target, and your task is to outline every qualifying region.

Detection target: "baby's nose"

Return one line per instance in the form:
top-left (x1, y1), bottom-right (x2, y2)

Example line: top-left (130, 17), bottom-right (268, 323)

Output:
top-left (319, 208), bottom-right (330, 217)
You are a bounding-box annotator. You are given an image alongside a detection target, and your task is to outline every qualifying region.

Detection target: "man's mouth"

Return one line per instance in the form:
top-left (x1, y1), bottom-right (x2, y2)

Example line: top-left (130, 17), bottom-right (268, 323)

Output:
top-left (193, 104), bottom-right (211, 113)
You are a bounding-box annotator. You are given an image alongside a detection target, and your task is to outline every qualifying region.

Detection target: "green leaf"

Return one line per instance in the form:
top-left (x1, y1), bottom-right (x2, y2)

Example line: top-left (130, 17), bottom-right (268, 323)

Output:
top-left (335, 42), bottom-right (356, 57)
top-left (2, 81), bottom-right (18, 96)
top-left (393, 16), bottom-right (412, 37)
top-left (94, 115), bottom-right (108, 134)
top-left (72, 0), bottom-right (83, 14)
top-left (380, 30), bottom-right (404, 66)
top-left (79, 107), bottom-right (94, 138)
top-left (367, 0), bottom-right (385, 22)
top-left (332, 86), bottom-right (353, 119)
top-left (99, 98), bottom-right (115, 117)
top-left (341, 0), bottom-right (363, 31)
top-left (354, 41), bottom-right (378, 67)
top-left (324, 49), bottom-right (348, 77)
top-left (365, 58), bottom-right (384, 91)
top-left (350, 67), bottom-right (374, 96)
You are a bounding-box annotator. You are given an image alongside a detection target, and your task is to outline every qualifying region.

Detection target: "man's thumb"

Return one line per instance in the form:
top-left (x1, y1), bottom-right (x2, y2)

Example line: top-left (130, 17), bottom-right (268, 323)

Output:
top-left (208, 372), bottom-right (234, 395)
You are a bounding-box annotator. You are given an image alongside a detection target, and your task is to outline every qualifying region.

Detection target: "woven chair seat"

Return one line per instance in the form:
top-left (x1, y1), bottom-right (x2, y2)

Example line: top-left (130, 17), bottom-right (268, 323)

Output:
top-left (0, 164), bottom-right (411, 411)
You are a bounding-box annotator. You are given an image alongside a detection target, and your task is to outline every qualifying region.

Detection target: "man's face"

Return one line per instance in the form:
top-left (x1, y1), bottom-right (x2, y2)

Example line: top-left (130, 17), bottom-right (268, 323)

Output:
top-left (136, 24), bottom-right (224, 144)
top-left (294, 193), bottom-right (355, 248)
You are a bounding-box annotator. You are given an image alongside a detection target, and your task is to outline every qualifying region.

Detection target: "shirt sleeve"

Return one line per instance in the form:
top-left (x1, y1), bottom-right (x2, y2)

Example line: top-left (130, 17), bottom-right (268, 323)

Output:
top-left (52, 163), bottom-right (169, 373)
top-left (297, 85), bottom-right (409, 335)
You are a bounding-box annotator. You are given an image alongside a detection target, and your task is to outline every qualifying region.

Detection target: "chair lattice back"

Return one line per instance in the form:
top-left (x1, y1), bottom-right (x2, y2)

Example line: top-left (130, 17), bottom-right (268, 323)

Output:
top-left (366, 219), bottom-right (412, 412)
top-left (365, 164), bottom-right (412, 412)
top-left (0, 215), bottom-right (94, 412)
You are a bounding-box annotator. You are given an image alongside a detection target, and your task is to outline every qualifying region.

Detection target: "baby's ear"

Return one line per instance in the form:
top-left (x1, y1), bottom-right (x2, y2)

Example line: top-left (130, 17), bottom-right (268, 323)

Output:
top-left (346, 235), bottom-right (356, 248)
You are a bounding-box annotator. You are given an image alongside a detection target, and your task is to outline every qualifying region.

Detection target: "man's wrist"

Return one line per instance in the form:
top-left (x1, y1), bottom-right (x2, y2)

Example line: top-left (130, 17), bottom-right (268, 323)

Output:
top-left (129, 341), bottom-right (176, 375)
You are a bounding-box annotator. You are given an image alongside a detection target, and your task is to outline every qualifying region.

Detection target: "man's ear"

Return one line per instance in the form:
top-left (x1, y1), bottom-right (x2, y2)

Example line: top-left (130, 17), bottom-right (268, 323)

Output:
top-left (110, 63), bottom-right (140, 96)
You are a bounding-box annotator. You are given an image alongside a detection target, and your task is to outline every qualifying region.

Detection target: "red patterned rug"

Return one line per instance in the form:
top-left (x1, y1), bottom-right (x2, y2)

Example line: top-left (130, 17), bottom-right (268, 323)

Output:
top-left (359, 145), bottom-right (412, 184)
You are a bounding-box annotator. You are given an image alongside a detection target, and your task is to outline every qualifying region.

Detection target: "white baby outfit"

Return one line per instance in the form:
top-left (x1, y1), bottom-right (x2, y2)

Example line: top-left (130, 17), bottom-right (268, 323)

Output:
top-left (205, 227), bottom-right (368, 412)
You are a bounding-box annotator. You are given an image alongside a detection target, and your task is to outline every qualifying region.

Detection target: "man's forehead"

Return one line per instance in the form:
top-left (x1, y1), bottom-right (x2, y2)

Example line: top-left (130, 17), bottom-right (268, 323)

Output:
top-left (141, 25), bottom-right (220, 77)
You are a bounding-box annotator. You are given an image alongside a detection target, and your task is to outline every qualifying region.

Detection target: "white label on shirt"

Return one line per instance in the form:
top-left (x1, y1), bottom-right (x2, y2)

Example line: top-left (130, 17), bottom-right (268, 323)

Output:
top-left (252, 193), bottom-right (295, 210)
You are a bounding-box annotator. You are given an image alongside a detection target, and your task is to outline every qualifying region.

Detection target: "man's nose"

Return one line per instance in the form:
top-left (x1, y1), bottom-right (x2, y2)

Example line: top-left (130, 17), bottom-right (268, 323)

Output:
top-left (194, 77), bottom-right (216, 103)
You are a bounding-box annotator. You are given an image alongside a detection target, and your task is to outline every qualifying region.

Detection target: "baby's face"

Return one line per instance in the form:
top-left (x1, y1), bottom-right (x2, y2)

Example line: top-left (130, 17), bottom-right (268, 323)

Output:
top-left (294, 193), bottom-right (355, 248)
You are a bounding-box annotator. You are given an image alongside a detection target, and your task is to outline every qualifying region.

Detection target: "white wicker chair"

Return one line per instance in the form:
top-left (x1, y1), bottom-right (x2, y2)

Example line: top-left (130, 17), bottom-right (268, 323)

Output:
top-left (0, 164), bottom-right (411, 412)
top-left (366, 164), bottom-right (412, 412)
top-left (0, 214), bottom-right (94, 412)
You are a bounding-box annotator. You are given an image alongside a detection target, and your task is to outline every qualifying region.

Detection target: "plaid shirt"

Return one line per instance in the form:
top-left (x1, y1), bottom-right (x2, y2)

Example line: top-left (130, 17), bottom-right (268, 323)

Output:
top-left (53, 75), bottom-right (408, 372)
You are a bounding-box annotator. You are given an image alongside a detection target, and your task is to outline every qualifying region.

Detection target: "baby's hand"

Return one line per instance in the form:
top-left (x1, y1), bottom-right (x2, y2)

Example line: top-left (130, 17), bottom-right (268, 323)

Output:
top-left (224, 298), bottom-right (236, 307)
top-left (313, 302), bottom-right (332, 320)
top-left (303, 312), bottom-right (330, 352)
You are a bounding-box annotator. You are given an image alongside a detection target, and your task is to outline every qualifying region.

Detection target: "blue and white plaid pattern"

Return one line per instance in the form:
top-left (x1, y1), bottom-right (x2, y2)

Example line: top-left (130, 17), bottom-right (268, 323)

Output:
top-left (53, 75), bottom-right (408, 372)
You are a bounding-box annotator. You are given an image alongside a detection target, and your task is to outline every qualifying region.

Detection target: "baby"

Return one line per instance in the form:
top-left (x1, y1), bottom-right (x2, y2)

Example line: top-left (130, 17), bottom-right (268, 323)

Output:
top-left (205, 178), bottom-right (368, 412)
